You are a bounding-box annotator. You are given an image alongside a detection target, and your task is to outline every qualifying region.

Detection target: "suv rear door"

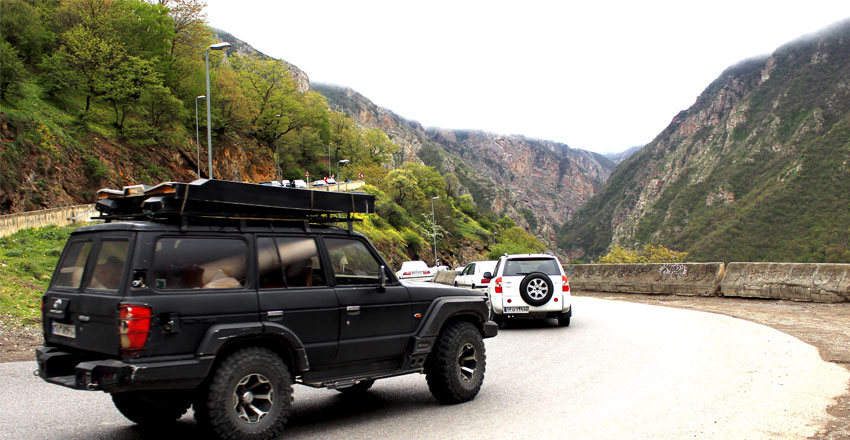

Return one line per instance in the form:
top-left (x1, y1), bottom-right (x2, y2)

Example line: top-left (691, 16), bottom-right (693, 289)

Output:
top-left (135, 234), bottom-right (258, 357)
top-left (44, 232), bottom-right (133, 356)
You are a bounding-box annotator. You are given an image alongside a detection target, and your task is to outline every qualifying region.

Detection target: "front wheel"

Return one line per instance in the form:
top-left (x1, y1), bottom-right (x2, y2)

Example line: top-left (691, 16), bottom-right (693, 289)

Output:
top-left (425, 321), bottom-right (486, 404)
top-left (197, 347), bottom-right (293, 440)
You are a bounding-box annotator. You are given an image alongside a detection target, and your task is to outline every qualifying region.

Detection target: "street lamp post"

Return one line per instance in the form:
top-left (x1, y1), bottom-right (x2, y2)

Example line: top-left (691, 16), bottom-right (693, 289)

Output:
top-left (431, 196), bottom-right (439, 266)
top-left (205, 41), bottom-right (231, 180)
top-left (275, 114), bottom-right (282, 181)
top-left (194, 95), bottom-right (205, 177)
top-left (337, 159), bottom-right (349, 191)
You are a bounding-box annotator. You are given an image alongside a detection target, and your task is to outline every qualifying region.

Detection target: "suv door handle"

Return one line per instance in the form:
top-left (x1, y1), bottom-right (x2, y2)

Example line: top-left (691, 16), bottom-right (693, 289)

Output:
top-left (346, 306), bottom-right (361, 315)
top-left (267, 310), bottom-right (283, 317)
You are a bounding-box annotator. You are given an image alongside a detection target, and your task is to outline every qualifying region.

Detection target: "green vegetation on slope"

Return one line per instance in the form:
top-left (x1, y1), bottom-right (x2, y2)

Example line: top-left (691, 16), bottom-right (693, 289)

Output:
top-left (0, 225), bottom-right (77, 327)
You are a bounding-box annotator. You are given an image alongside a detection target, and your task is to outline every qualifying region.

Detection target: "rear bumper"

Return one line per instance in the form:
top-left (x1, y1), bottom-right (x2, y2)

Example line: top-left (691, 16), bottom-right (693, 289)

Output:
top-left (496, 305), bottom-right (571, 320)
top-left (36, 346), bottom-right (213, 393)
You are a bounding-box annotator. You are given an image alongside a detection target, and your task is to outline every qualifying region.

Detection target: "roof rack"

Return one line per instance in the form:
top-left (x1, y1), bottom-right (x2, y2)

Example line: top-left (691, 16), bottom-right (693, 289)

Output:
top-left (93, 179), bottom-right (374, 227)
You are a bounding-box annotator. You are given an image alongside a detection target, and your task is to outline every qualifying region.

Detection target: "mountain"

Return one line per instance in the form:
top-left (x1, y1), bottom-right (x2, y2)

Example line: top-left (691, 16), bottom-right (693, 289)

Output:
top-left (559, 18), bottom-right (850, 263)
top-left (604, 145), bottom-right (643, 164)
top-left (313, 83), bottom-right (615, 248)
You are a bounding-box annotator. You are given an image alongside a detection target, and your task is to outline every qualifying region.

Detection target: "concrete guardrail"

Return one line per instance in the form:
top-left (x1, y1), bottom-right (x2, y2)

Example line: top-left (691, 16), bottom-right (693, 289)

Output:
top-left (565, 263), bottom-right (725, 297)
top-left (0, 204), bottom-right (96, 238)
top-left (721, 262), bottom-right (850, 303)
top-left (433, 270), bottom-right (457, 285)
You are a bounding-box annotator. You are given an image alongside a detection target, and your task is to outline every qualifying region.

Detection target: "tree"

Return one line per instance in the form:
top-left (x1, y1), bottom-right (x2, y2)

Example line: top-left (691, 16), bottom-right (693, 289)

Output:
top-left (141, 84), bottom-right (185, 135)
top-left (40, 24), bottom-right (123, 112)
top-left (0, 41), bottom-right (25, 100)
top-left (0, 0), bottom-right (50, 62)
top-left (230, 54), bottom-right (295, 133)
top-left (487, 226), bottom-right (546, 259)
top-left (111, 0), bottom-right (173, 74)
top-left (385, 168), bottom-right (424, 208)
top-left (99, 55), bottom-right (159, 129)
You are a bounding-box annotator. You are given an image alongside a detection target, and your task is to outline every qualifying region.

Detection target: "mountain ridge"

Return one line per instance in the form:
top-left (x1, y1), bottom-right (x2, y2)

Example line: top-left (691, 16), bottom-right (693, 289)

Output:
top-left (558, 18), bottom-right (850, 263)
top-left (312, 82), bottom-right (616, 249)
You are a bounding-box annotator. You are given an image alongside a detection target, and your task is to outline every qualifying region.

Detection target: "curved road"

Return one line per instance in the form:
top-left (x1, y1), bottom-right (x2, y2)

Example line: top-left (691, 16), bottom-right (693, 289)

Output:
top-left (1, 297), bottom-right (847, 439)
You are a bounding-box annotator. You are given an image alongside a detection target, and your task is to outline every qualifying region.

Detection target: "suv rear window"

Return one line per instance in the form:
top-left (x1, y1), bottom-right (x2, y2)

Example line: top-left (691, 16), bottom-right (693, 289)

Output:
top-left (152, 238), bottom-right (247, 290)
top-left (504, 258), bottom-right (561, 276)
top-left (88, 240), bottom-right (130, 291)
top-left (53, 241), bottom-right (93, 289)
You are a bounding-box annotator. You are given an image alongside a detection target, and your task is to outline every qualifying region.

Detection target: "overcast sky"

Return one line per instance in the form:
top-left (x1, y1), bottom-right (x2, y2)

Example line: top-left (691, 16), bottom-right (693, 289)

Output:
top-left (204, 1), bottom-right (850, 154)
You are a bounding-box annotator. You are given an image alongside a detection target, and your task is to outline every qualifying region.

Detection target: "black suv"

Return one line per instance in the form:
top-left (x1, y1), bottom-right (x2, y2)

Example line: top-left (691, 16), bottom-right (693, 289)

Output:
top-left (36, 180), bottom-right (497, 440)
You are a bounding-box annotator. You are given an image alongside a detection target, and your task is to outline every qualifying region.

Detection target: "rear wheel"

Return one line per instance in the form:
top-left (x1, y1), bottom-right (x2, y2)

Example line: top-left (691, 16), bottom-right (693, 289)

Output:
top-left (112, 390), bottom-right (191, 425)
top-left (557, 314), bottom-right (571, 327)
top-left (197, 347), bottom-right (292, 440)
top-left (425, 321), bottom-right (485, 404)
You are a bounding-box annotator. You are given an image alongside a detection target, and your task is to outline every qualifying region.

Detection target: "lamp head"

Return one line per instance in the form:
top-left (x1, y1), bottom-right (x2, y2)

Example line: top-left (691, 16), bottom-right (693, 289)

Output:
top-left (209, 42), bottom-right (231, 51)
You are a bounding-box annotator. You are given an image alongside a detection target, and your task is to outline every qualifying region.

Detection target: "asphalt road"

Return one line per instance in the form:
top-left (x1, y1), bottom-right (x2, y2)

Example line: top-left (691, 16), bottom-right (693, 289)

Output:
top-left (2, 297), bottom-right (847, 440)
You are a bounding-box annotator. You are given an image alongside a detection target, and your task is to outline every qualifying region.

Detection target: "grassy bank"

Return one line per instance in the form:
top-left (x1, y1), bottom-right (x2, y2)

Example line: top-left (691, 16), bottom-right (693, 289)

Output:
top-left (0, 224), bottom-right (79, 327)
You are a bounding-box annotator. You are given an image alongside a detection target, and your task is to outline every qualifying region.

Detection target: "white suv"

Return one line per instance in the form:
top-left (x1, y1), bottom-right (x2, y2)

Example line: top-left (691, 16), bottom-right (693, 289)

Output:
top-left (484, 254), bottom-right (571, 327)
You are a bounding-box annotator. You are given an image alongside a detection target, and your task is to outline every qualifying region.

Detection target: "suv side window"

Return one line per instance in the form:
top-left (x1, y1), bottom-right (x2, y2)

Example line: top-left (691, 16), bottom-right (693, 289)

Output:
top-left (324, 237), bottom-right (382, 286)
top-left (88, 239), bottom-right (130, 291)
top-left (152, 238), bottom-right (248, 290)
top-left (53, 241), bottom-right (93, 289)
top-left (257, 236), bottom-right (326, 289)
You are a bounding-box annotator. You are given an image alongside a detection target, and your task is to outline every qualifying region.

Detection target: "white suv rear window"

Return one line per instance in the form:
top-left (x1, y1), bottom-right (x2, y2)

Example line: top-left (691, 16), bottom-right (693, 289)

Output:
top-left (503, 258), bottom-right (560, 276)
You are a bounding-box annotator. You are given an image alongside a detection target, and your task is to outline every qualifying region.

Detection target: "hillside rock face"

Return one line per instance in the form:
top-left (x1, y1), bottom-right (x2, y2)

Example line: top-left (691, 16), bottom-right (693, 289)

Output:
top-left (559, 19), bottom-right (850, 263)
top-left (313, 83), bottom-right (615, 248)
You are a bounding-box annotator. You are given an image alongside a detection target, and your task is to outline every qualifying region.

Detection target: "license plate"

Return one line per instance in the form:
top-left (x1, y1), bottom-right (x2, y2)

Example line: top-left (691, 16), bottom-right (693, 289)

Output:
top-left (504, 306), bottom-right (529, 313)
top-left (52, 322), bottom-right (76, 339)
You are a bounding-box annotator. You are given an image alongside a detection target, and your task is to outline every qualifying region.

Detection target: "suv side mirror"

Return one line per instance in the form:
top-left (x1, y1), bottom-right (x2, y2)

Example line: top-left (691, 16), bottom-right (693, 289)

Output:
top-left (378, 265), bottom-right (387, 293)
top-left (483, 272), bottom-right (493, 279)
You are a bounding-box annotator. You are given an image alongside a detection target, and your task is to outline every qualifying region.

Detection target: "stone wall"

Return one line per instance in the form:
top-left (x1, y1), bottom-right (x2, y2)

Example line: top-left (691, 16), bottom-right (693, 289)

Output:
top-left (0, 204), bottom-right (95, 238)
top-left (565, 263), bottom-right (725, 297)
top-left (721, 262), bottom-right (850, 303)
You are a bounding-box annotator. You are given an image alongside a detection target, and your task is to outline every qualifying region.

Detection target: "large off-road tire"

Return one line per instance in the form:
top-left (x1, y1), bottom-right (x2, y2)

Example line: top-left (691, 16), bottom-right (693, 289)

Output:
top-left (112, 390), bottom-right (191, 425)
top-left (425, 321), bottom-right (485, 404)
top-left (519, 272), bottom-right (553, 307)
top-left (197, 347), bottom-right (292, 440)
top-left (336, 379), bottom-right (375, 394)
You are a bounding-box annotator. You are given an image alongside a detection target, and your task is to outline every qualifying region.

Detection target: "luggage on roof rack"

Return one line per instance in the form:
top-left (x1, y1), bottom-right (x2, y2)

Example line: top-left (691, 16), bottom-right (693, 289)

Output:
top-left (94, 179), bottom-right (374, 222)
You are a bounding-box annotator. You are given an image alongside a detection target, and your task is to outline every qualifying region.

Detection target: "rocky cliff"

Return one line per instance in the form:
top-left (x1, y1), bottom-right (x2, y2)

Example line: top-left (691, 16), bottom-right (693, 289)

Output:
top-left (313, 83), bottom-right (615, 248)
top-left (559, 18), bottom-right (850, 263)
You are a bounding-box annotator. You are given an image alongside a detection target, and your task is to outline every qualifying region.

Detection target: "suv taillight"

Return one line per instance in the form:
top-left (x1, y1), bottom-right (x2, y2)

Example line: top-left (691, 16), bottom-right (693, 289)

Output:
top-left (562, 275), bottom-right (570, 292)
top-left (481, 278), bottom-right (490, 284)
top-left (494, 277), bottom-right (503, 294)
top-left (119, 305), bottom-right (152, 356)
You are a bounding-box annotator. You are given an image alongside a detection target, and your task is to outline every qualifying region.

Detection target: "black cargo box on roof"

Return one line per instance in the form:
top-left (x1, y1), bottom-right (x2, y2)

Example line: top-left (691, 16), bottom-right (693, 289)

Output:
top-left (94, 179), bottom-right (374, 221)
